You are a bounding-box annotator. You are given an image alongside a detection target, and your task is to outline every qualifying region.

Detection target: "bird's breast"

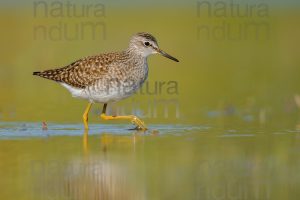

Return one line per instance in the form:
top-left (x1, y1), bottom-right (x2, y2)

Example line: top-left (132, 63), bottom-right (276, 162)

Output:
top-left (82, 62), bottom-right (148, 103)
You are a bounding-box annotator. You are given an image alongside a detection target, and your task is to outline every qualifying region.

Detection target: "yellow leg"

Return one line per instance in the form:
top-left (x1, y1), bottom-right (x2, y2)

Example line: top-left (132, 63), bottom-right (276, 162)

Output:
top-left (100, 103), bottom-right (147, 130)
top-left (83, 102), bottom-right (92, 130)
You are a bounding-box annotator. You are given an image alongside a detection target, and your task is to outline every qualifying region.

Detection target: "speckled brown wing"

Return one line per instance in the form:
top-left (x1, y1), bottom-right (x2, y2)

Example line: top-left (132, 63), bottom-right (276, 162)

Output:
top-left (33, 53), bottom-right (120, 89)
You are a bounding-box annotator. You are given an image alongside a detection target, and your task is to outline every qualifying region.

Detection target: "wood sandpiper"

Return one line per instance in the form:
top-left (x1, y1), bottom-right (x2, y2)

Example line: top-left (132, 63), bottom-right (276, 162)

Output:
top-left (33, 32), bottom-right (179, 130)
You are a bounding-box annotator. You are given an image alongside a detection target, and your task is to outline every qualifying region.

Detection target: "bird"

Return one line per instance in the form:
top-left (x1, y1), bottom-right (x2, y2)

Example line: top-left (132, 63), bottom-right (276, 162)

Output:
top-left (33, 32), bottom-right (179, 131)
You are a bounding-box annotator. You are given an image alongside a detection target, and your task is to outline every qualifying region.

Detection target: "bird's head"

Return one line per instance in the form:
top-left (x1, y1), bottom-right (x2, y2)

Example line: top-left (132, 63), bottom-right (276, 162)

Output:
top-left (129, 32), bottom-right (179, 62)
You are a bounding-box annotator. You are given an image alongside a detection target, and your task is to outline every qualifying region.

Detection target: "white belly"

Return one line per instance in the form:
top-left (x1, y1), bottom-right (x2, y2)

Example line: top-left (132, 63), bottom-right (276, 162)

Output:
top-left (60, 82), bottom-right (139, 103)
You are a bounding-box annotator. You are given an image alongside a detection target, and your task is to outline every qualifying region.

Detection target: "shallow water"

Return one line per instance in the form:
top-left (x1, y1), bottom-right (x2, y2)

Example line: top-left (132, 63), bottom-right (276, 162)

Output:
top-left (0, 122), bottom-right (299, 200)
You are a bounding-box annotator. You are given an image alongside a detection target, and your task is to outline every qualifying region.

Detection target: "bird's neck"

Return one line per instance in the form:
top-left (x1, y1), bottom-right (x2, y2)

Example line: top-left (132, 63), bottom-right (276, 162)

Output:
top-left (121, 48), bottom-right (149, 85)
top-left (123, 48), bottom-right (147, 65)
top-left (126, 45), bottom-right (151, 58)
top-left (121, 48), bottom-right (148, 74)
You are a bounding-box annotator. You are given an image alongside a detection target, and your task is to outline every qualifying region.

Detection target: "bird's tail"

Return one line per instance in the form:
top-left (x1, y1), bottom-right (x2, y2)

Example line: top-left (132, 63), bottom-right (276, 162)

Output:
top-left (32, 69), bottom-right (64, 82)
top-left (33, 71), bottom-right (41, 76)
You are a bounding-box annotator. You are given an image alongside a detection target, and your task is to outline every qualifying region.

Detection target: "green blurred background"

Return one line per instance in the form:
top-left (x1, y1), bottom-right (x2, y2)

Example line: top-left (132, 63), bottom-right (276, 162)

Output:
top-left (1, 1), bottom-right (300, 200)
top-left (0, 0), bottom-right (300, 128)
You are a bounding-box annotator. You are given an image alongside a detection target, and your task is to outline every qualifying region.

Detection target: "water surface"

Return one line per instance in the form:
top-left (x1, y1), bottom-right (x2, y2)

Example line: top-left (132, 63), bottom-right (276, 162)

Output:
top-left (0, 122), bottom-right (299, 200)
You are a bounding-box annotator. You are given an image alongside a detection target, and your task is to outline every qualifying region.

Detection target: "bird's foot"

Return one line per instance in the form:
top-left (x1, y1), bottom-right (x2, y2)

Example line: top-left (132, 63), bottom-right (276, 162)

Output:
top-left (130, 116), bottom-right (148, 131)
top-left (100, 114), bottom-right (148, 131)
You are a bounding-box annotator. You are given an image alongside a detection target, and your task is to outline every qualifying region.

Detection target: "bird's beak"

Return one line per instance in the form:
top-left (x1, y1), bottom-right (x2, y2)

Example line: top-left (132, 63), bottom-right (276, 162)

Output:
top-left (157, 48), bottom-right (179, 62)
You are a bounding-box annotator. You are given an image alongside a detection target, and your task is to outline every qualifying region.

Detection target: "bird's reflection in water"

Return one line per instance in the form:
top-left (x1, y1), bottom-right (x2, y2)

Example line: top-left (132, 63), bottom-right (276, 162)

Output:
top-left (83, 130), bottom-right (147, 153)
top-left (61, 130), bottom-right (147, 200)
top-left (83, 130), bottom-right (89, 154)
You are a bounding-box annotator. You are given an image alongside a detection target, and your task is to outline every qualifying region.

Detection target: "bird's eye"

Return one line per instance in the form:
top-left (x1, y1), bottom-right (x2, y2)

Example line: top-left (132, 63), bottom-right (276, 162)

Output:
top-left (144, 42), bottom-right (150, 46)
